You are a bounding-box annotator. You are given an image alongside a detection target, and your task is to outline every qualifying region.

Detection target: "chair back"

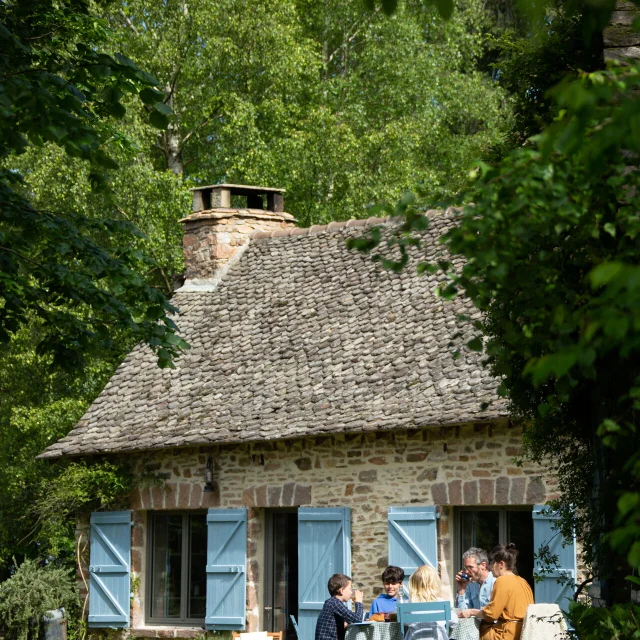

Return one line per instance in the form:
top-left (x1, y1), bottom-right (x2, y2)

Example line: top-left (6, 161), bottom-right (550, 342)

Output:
top-left (289, 615), bottom-right (301, 640)
top-left (520, 603), bottom-right (567, 640)
top-left (232, 632), bottom-right (283, 640)
top-left (397, 601), bottom-right (452, 634)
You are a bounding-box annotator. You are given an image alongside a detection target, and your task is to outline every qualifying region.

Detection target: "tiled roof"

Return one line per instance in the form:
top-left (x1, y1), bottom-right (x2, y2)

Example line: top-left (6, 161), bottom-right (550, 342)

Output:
top-left (39, 211), bottom-right (506, 459)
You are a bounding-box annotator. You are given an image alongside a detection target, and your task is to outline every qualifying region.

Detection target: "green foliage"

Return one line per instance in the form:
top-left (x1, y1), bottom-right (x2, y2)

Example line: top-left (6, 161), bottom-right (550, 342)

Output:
top-left (567, 601), bottom-right (640, 639)
top-left (487, 1), bottom-right (603, 154)
top-left (105, 0), bottom-right (510, 225)
top-left (0, 323), bottom-right (122, 577)
top-left (359, 60), bottom-right (640, 600)
top-left (0, 0), bottom-right (189, 369)
top-left (32, 460), bottom-right (136, 559)
top-left (0, 559), bottom-right (79, 640)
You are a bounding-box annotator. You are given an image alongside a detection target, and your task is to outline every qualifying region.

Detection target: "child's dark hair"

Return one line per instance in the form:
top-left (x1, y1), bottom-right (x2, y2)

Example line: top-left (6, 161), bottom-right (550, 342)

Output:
top-left (328, 573), bottom-right (351, 596)
top-left (381, 566), bottom-right (405, 584)
top-left (489, 542), bottom-right (519, 571)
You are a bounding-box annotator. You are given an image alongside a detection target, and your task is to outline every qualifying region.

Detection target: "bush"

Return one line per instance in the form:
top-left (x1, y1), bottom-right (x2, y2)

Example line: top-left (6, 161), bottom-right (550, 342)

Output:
top-left (0, 559), bottom-right (79, 640)
top-left (568, 601), bottom-right (640, 640)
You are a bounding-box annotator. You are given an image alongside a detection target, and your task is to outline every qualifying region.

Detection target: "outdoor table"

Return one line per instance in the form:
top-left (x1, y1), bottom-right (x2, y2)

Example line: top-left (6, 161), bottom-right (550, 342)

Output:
top-left (448, 617), bottom-right (480, 640)
top-left (345, 622), bottom-right (404, 640)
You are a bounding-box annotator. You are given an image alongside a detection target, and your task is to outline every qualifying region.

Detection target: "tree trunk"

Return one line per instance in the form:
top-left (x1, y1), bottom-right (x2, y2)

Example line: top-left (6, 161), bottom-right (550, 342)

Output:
top-left (165, 123), bottom-right (183, 176)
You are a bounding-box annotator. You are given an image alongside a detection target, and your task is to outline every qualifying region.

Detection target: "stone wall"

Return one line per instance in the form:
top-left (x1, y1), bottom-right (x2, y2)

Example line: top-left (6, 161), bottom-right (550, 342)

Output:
top-left (604, 1), bottom-right (640, 62)
top-left (180, 210), bottom-right (295, 281)
top-left (123, 421), bottom-right (559, 636)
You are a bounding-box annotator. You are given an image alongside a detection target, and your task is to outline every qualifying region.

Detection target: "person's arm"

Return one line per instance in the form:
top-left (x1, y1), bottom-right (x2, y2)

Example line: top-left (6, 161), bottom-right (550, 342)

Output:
top-left (368, 598), bottom-right (378, 616)
top-left (458, 608), bottom-right (481, 619)
top-left (481, 578), bottom-right (508, 623)
top-left (334, 600), bottom-right (364, 624)
top-left (455, 591), bottom-right (470, 609)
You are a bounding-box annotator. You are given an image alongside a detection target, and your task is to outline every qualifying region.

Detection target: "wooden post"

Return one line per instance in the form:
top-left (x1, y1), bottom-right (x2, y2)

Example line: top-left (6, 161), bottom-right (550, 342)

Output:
top-left (267, 193), bottom-right (284, 213)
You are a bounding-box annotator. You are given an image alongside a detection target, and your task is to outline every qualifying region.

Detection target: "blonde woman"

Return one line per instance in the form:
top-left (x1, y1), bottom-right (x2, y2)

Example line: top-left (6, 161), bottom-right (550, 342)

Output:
top-left (408, 565), bottom-right (458, 632)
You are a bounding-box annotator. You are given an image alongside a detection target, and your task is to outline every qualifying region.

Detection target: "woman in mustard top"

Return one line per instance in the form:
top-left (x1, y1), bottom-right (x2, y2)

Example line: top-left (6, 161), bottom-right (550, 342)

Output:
top-left (479, 543), bottom-right (533, 640)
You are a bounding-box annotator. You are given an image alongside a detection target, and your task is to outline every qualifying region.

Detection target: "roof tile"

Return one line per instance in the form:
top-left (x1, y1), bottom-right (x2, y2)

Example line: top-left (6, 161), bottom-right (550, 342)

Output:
top-left (40, 212), bottom-right (505, 459)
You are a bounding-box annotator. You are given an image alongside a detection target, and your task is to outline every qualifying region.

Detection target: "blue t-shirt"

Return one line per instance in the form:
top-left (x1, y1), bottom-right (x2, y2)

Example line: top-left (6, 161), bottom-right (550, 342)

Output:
top-left (369, 594), bottom-right (397, 616)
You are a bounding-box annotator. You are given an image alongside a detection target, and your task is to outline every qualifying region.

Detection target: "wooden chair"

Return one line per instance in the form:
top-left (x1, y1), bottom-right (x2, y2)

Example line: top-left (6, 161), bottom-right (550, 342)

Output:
top-left (232, 632), bottom-right (283, 640)
top-left (397, 601), bottom-right (452, 635)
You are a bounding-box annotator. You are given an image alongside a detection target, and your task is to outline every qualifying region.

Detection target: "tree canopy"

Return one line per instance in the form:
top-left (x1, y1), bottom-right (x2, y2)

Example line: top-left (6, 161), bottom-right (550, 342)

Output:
top-left (0, 0), bottom-right (188, 369)
top-left (352, 0), bottom-right (640, 618)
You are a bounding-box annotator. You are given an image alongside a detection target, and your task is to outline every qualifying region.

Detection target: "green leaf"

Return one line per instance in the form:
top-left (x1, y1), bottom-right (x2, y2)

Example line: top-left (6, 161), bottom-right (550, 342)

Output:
top-left (152, 101), bottom-right (172, 116)
top-left (149, 111), bottom-right (169, 130)
top-left (381, 0), bottom-right (398, 15)
top-left (105, 102), bottom-right (126, 119)
top-left (467, 337), bottom-right (483, 351)
top-left (589, 262), bottom-right (623, 288)
top-left (139, 87), bottom-right (165, 104)
top-left (435, 0), bottom-right (454, 20)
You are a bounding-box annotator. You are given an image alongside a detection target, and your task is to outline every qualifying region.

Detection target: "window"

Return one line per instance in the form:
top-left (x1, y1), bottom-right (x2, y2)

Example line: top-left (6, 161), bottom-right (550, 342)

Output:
top-left (455, 507), bottom-right (534, 588)
top-left (264, 510), bottom-right (298, 640)
top-left (147, 512), bottom-right (207, 624)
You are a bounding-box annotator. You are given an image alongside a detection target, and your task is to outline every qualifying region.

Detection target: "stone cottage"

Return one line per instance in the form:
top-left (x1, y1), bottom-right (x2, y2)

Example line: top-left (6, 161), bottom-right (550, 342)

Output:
top-left (40, 184), bottom-right (577, 639)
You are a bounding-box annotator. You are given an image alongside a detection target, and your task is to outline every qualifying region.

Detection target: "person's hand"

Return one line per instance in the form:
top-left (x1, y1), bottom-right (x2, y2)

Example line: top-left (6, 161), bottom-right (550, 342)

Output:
top-left (455, 571), bottom-right (468, 594)
top-left (353, 589), bottom-right (364, 603)
top-left (457, 610), bottom-right (472, 619)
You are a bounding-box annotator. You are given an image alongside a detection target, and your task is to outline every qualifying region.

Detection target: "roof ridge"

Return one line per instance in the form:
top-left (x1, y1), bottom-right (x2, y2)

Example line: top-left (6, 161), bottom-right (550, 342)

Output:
top-left (251, 209), bottom-right (450, 240)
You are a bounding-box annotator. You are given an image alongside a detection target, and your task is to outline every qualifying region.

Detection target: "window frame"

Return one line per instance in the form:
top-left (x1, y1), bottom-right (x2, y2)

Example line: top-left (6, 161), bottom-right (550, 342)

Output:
top-left (453, 506), bottom-right (533, 576)
top-left (145, 510), bottom-right (207, 626)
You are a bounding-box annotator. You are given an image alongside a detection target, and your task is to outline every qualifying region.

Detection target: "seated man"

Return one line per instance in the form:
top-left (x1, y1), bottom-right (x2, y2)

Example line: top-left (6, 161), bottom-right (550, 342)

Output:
top-left (455, 547), bottom-right (495, 613)
top-left (369, 565), bottom-right (405, 616)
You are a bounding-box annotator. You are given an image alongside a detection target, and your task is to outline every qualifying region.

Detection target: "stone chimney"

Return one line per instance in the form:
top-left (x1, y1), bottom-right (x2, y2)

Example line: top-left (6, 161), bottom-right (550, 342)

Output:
top-left (180, 183), bottom-right (296, 284)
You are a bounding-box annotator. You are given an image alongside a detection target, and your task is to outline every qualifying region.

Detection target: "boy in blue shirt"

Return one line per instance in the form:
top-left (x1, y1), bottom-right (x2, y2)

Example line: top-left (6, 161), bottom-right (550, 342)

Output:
top-left (368, 566), bottom-right (405, 616)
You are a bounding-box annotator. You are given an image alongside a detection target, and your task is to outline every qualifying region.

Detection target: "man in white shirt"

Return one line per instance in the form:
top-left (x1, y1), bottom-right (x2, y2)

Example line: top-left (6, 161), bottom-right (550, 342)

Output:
top-left (454, 547), bottom-right (496, 613)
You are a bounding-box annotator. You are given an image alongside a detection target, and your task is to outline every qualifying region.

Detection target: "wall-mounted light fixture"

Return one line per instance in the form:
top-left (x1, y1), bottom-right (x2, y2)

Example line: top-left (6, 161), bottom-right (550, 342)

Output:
top-left (204, 453), bottom-right (216, 492)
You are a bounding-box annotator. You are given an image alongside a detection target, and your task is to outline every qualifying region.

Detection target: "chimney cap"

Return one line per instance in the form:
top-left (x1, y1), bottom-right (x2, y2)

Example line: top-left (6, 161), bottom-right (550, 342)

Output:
top-left (190, 183), bottom-right (287, 214)
top-left (189, 183), bottom-right (286, 195)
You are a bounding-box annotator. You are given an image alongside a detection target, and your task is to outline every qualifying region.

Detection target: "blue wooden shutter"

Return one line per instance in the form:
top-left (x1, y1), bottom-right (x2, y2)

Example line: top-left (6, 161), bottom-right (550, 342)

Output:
top-left (533, 505), bottom-right (577, 613)
top-left (88, 511), bottom-right (131, 628)
top-left (298, 508), bottom-right (351, 640)
top-left (388, 506), bottom-right (438, 589)
top-left (205, 508), bottom-right (247, 630)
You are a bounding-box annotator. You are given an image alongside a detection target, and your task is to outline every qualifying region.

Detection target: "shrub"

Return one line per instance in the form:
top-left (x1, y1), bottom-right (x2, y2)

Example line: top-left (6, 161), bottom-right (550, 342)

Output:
top-left (568, 601), bottom-right (640, 640)
top-left (0, 558), bottom-right (79, 640)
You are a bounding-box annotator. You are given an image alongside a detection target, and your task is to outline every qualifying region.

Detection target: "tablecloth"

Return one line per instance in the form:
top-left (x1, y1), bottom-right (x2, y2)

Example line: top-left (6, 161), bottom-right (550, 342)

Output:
top-left (448, 617), bottom-right (480, 640)
top-left (345, 622), bottom-right (404, 640)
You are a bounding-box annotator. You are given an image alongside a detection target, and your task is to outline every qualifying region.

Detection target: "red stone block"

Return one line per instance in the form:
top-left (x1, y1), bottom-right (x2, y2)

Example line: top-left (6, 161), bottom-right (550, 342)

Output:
top-left (267, 485), bottom-right (282, 506)
top-left (510, 477), bottom-right (526, 504)
top-left (431, 482), bottom-right (448, 505)
top-left (178, 482), bottom-right (192, 508)
top-left (242, 487), bottom-right (256, 507)
top-left (448, 480), bottom-right (462, 505)
top-left (190, 483), bottom-right (203, 508)
top-left (201, 487), bottom-right (221, 508)
top-left (164, 482), bottom-right (178, 509)
top-left (255, 485), bottom-right (268, 507)
top-left (132, 524), bottom-right (144, 548)
top-left (293, 484), bottom-right (311, 505)
top-left (130, 489), bottom-right (143, 510)
top-left (495, 476), bottom-right (510, 504)
top-left (526, 477), bottom-right (545, 503)
top-left (282, 482), bottom-right (295, 505)
top-left (463, 480), bottom-right (478, 504)
top-left (479, 479), bottom-right (495, 504)
top-left (151, 485), bottom-right (165, 509)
